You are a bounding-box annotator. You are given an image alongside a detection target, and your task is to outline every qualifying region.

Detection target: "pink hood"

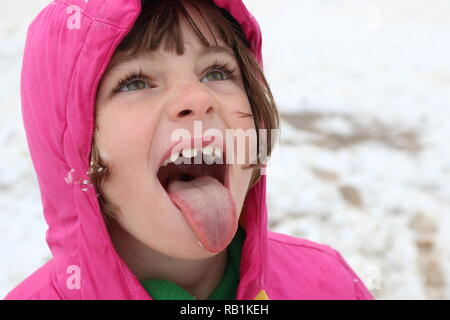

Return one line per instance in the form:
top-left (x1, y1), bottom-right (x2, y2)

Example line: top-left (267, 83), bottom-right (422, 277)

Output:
top-left (5, 0), bottom-right (374, 300)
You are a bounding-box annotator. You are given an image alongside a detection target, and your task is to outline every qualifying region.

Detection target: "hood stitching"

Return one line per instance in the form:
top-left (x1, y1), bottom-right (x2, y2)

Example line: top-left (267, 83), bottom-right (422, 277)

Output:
top-left (56, 0), bottom-right (123, 299)
top-left (55, 0), bottom-right (94, 298)
top-left (65, 17), bottom-right (93, 300)
top-left (256, 176), bottom-right (268, 296)
top-left (82, 0), bottom-right (149, 300)
top-left (56, 0), bottom-right (132, 29)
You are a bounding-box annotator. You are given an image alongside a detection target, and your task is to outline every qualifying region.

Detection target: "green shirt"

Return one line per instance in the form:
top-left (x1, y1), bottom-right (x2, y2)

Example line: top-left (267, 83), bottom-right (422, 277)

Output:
top-left (140, 226), bottom-right (246, 300)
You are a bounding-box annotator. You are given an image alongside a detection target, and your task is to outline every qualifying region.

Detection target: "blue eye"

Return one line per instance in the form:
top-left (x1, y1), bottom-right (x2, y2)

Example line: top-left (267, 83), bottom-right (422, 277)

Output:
top-left (203, 70), bottom-right (228, 82)
top-left (114, 70), bottom-right (151, 94)
top-left (113, 61), bottom-right (237, 94)
top-left (118, 79), bottom-right (150, 92)
top-left (202, 62), bottom-right (236, 82)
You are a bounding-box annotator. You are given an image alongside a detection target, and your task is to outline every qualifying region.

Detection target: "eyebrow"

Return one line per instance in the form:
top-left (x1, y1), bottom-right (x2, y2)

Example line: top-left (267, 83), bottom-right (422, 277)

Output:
top-left (199, 45), bottom-right (236, 60)
top-left (106, 45), bottom-right (236, 74)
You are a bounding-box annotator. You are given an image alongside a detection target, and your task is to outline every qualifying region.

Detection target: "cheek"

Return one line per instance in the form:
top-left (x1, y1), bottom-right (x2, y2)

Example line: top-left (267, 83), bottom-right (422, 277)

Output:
top-left (95, 107), bottom-right (153, 164)
top-left (225, 91), bottom-right (254, 126)
top-left (228, 95), bottom-right (256, 154)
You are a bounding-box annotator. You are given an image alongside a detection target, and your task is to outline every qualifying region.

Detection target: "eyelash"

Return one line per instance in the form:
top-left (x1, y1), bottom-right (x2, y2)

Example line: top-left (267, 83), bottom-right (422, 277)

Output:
top-left (112, 59), bottom-right (237, 94)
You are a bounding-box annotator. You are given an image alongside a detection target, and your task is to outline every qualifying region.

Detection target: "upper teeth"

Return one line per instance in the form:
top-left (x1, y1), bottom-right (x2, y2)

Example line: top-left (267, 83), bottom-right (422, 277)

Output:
top-left (161, 142), bottom-right (223, 166)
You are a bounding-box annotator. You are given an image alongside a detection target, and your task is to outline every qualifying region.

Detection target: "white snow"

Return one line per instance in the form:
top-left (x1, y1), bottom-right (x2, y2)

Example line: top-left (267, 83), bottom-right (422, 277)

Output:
top-left (1, 0), bottom-right (449, 299)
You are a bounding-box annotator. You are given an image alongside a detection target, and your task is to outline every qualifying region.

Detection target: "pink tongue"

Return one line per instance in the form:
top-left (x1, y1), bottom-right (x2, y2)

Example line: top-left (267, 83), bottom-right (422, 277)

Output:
top-left (167, 175), bottom-right (237, 253)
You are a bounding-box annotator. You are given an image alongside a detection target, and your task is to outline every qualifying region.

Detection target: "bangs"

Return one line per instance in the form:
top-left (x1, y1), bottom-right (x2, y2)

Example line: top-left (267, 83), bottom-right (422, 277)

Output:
top-left (114, 0), bottom-right (250, 60)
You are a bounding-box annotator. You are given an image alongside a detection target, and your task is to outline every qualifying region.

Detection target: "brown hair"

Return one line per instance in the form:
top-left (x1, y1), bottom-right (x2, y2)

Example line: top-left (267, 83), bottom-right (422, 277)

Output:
top-left (90, 0), bottom-right (280, 221)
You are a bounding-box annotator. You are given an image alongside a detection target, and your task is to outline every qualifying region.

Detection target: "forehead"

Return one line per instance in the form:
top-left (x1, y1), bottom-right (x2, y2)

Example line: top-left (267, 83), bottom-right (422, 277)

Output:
top-left (105, 1), bottom-right (235, 73)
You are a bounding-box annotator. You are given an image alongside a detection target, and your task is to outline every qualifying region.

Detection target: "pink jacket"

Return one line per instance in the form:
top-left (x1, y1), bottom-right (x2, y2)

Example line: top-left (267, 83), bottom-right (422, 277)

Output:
top-left (5, 0), bottom-right (374, 300)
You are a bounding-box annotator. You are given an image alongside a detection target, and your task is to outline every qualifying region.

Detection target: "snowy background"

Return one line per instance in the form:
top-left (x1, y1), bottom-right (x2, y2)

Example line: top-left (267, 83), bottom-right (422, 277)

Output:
top-left (1, 0), bottom-right (449, 299)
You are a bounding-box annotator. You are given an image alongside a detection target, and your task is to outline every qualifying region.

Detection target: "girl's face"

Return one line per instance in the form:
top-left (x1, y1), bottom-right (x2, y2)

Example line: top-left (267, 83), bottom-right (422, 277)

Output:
top-left (94, 4), bottom-right (254, 260)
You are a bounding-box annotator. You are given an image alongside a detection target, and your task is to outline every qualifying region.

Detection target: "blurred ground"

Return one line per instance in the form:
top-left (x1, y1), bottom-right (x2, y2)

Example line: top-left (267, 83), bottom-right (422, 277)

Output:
top-left (1, 0), bottom-right (449, 299)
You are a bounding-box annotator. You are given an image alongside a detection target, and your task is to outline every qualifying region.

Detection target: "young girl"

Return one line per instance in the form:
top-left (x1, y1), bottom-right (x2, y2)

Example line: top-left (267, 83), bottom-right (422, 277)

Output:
top-left (5, 0), bottom-right (374, 300)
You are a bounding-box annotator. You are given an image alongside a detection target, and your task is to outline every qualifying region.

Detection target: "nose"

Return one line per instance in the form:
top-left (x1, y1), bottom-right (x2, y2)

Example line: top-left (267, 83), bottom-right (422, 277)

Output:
top-left (166, 81), bottom-right (216, 122)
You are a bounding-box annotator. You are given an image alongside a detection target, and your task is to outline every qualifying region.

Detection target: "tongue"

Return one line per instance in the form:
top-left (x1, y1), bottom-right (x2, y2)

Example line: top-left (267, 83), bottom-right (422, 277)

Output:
top-left (167, 175), bottom-right (237, 253)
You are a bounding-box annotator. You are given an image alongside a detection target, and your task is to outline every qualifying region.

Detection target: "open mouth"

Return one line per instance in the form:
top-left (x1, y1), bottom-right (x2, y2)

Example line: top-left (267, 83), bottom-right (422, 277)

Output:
top-left (156, 140), bottom-right (229, 192)
top-left (154, 137), bottom-right (236, 253)
top-left (157, 159), bottom-right (229, 191)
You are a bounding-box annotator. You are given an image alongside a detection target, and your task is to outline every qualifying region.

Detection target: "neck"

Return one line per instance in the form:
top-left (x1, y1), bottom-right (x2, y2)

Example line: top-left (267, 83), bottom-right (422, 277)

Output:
top-left (107, 218), bottom-right (227, 300)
